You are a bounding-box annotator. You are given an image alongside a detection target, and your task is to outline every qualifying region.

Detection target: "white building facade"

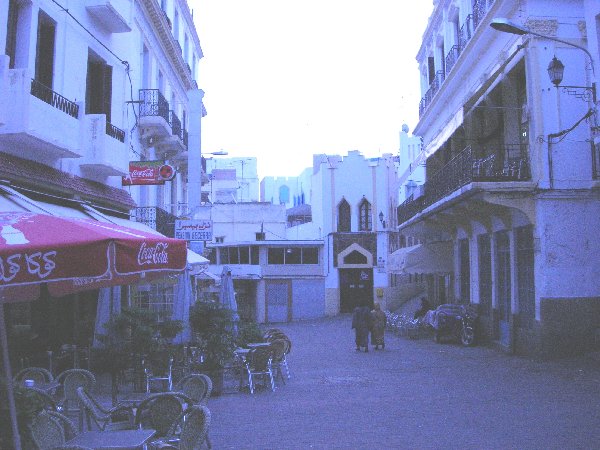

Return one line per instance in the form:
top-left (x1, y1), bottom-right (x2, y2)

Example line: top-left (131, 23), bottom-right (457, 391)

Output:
top-left (394, 0), bottom-right (600, 356)
top-left (0, 0), bottom-right (206, 346)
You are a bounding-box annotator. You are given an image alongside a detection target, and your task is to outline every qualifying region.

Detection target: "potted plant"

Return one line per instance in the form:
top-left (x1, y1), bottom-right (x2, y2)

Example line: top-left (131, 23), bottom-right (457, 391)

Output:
top-left (189, 301), bottom-right (237, 395)
top-left (95, 308), bottom-right (183, 403)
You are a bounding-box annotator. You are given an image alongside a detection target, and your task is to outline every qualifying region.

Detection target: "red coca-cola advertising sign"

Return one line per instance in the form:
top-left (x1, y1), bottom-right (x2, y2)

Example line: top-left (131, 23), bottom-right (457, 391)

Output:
top-left (122, 161), bottom-right (176, 186)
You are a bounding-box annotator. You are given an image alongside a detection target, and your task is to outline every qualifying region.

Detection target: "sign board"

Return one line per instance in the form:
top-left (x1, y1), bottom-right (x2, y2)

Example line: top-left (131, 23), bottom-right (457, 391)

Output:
top-left (175, 219), bottom-right (213, 241)
top-left (122, 161), bottom-right (176, 186)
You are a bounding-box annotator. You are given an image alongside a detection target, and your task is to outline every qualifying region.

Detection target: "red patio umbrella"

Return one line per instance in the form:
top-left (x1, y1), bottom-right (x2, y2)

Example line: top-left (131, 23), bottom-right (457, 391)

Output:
top-left (0, 212), bottom-right (187, 449)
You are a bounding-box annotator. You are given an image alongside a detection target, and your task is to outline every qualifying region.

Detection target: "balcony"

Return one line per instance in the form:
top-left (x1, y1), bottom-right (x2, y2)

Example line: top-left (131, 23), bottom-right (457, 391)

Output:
top-left (138, 89), bottom-right (171, 140)
top-left (85, 0), bottom-right (132, 33)
top-left (79, 114), bottom-right (128, 177)
top-left (157, 110), bottom-right (185, 157)
top-left (0, 69), bottom-right (82, 159)
top-left (397, 145), bottom-right (531, 225)
top-left (418, 0), bottom-right (497, 118)
top-left (131, 206), bottom-right (177, 237)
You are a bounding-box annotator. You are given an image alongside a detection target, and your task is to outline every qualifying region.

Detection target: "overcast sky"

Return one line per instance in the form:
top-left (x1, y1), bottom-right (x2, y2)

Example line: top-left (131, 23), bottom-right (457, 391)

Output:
top-left (192, 1), bottom-right (433, 179)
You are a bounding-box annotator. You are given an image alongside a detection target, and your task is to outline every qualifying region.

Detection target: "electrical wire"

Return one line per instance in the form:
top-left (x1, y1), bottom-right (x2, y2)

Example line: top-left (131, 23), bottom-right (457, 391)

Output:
top-left (50, 0), bottom-right (140, 137)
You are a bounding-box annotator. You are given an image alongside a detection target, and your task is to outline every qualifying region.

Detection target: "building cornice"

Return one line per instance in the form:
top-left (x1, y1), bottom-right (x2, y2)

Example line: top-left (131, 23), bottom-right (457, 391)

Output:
top-left (139, 0), bottom-right (196, 90)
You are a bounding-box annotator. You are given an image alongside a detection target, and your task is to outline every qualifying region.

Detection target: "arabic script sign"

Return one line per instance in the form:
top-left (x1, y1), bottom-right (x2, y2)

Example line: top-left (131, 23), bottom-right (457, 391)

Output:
top-left (175, 219), bottom-right (213, 241)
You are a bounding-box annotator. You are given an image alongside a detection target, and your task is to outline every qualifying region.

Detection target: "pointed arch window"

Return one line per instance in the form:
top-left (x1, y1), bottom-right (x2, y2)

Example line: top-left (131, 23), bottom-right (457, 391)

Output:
top-left (359, 198), bottom-right (372, 231)
top-left (338, 198), bottom-right (351, 232)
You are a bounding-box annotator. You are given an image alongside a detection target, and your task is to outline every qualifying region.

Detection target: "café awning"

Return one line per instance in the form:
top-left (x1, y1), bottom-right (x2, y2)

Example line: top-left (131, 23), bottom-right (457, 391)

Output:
top-left (388, 241), bottom-right (453, 274)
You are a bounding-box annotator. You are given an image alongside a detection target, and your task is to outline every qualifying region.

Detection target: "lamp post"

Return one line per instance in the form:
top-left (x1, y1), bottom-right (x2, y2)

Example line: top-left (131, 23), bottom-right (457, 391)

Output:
top-left (490, 18), bottom-right (597, 103)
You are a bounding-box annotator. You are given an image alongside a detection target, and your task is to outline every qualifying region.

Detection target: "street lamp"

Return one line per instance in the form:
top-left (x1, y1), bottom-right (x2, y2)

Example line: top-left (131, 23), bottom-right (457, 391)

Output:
top-left (490, 18), bottom-right (596, 102)
top-left (204, 150), bottom-right (228, 156)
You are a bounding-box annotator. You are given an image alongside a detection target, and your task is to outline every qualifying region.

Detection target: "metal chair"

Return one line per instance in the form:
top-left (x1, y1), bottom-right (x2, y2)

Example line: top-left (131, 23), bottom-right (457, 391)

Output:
top-left (244, 346), bottom-right (275, 394)
top-left (134, 392), bottom-right (191, 438)
top-left (150, 405), bottom-right (211, 450)
top-left (174, 374), bottom-right (212, 406)
top-left (268, 339), bottom-right (289, 384)
top-left (14, 367), bottom-right (54, 384)
top-left (145, 356), bottom-right (174, 393)
top-left (76, 387), bottom-right (134, 432)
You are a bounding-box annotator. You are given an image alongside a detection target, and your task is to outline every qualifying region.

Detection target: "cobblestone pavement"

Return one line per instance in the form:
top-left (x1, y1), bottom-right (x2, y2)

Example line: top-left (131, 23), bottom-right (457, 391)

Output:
top-left (207, 315), bottom-right (600, 450)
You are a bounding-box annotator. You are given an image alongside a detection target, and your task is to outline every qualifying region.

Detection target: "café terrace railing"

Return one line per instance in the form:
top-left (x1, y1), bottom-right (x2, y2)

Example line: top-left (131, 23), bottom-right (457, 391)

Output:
top-left (397, 145), bottom-right (531, 225)
top-left (419, 0), bottom-right (495, 118)
top-left (30, 79), bottom-right (79, 119)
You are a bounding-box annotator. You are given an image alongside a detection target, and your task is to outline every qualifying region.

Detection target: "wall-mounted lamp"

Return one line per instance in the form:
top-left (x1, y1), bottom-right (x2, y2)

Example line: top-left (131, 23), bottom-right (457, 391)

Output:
top-left (490, 18), bottom-right (597, 103)
top-left (379, 211), bottom-right (386, 229)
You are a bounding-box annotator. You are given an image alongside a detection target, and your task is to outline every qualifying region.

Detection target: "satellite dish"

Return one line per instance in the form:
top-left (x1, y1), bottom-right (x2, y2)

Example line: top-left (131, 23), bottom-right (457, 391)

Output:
top-left (401, 124), bottom-right (410, 134)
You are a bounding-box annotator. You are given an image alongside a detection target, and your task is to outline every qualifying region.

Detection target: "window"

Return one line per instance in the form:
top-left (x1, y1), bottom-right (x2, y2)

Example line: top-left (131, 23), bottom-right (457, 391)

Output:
top-left (35, 10), bottom-right (56, 88)
top-left (267, 247), bottom-right (319, 264)
top-left (6, 0), bottom-right (19, 69)
top-left (130, 283), bottom-right (175, 322)
top-left (358, 198), bottom-right (372, 231)
top-left (338, 199), bottom-right (350, 232)
top-left (86, 50), bottom-right (113, 122)
top-left (268, 248), bottom-right (284, 264)
top-left (219, 246), bottom-right (259, 265)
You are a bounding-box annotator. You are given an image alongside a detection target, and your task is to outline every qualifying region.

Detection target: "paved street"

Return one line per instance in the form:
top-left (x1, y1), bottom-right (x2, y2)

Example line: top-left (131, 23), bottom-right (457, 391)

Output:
top-left (208, 315), bottom-right (600, 450)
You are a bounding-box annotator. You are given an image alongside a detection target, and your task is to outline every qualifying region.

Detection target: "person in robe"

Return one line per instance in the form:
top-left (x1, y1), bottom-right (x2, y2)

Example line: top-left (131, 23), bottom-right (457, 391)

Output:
top-left (352, 304), bottom-right (372, 352)
top-left (370, 303), bottom-right (387, 350)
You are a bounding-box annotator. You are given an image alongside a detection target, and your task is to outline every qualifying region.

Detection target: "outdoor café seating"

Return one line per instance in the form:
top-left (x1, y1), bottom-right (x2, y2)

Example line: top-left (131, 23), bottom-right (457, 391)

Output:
top-left (76, 387), bottom-right (135, 432)
top-left (244, 346), bottom-right (275, 394)
top-left (28, 409), bottom-right (92, 450)
top-left (144, 356), bottom-right (174, 393)
top-left (150, 405), bottom-right (211, 450)
top-left (174, 374), bottom-right (212, 406)
top-left (134, 392), bottom-right (192, 438)
top-left (56, 369), bottom-right (96, 416)
top-left (14, 367), bottom-right (54, 385)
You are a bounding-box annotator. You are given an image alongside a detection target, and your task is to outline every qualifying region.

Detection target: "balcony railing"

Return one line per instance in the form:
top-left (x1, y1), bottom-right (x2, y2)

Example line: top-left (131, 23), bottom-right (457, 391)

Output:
top-left (419, 0), bottom-right (497, 118)
top-left (106, 122), bottom-right (125, 142)
top-left (458, 14), bottom-right (474, 51)
top-left (397, 145), bottom-right (530, 225)
top-left (139, 89), bottom-right (170, 123)
top-left (169, 110), bottom-right (183, 140)
top-left (419, 71), bottom-right (445, 117)
top-left (445, 45), bottom-right (461, 76)
top-left (183, 129), bottom-right (188, 148)
top-left (30, 79), bottom-right (79, 118)
top-left (131, 206), bottom-right (177, 238)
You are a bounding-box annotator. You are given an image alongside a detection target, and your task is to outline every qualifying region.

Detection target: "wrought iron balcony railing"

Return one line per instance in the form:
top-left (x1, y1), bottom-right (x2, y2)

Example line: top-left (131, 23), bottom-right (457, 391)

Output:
top-left (131, 206), bottom-right (177, 238)
top-left (445, 45), bottom-right (461, 76)
top-left (138, 89), bottom-right (170, 123)
top-left (106, 122), bottom-right (125, 142)
top-left (169, 110), bottom-right (183, 140)
top-left (419, 0), bottom-right (496, 118)
top-left (397, 145), bottom-right (531, 225)
top-left (30, 79), bottom-right (79, 118)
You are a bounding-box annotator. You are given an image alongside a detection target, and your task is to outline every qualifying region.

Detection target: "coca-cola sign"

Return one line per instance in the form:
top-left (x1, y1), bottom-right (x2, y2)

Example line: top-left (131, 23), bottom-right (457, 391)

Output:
top-left (122, 161), bottom-right (176, 185)
top-left (137, 242), bottom-right (169, 266)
